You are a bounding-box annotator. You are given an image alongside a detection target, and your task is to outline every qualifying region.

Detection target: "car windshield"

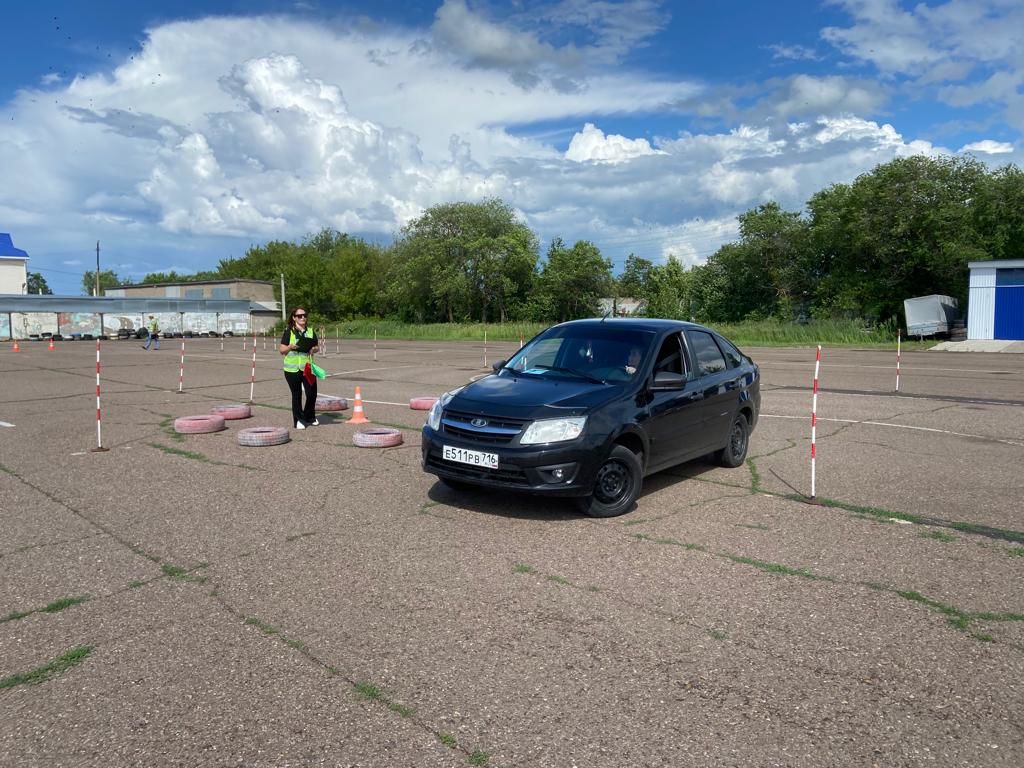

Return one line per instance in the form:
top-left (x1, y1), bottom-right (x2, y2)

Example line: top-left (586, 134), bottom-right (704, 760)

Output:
top-left (503, 327), bottom-right (655, 383)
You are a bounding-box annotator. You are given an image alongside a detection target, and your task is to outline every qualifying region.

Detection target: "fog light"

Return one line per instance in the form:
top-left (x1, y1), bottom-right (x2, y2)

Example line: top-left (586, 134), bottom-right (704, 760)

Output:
top-left (536, 462), bottom-right (577, 484)
top-left (552, 468), bottom-right (565, 480)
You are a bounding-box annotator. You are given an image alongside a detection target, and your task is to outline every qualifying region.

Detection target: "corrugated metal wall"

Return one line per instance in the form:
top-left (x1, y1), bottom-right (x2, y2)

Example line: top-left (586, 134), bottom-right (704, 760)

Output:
top-left (968, 266), bottom-right (996, 340)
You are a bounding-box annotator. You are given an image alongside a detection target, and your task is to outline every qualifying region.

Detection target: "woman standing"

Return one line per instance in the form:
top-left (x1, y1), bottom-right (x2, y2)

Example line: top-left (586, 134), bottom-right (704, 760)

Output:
top-left (279, 307), bottom-right (319, 429)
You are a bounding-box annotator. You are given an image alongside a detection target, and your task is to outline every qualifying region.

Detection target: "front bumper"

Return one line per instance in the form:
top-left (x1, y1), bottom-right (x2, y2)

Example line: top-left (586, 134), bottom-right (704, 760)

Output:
top-left (421, 427), bottom-right (603, 496)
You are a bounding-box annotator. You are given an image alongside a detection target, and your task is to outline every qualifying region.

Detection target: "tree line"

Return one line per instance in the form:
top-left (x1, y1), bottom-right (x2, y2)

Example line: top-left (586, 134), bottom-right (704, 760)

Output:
top-left (85, 155), bottom-right (1023, 328)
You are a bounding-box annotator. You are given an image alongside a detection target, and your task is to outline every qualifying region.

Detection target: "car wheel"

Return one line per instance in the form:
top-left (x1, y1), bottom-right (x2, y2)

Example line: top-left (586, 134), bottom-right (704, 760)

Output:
top-left (576, 444), bottom-right (642, 518)
top-left (716, 413), bottom-right (749, 468)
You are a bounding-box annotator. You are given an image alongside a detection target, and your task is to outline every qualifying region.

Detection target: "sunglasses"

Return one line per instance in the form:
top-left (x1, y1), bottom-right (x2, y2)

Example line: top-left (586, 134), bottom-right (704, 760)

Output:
top-left (293, 313), bottom-right (306, 318)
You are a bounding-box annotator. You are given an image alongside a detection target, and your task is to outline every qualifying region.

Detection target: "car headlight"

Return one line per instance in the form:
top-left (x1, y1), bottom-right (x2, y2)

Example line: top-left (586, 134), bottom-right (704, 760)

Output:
top-left (520, 416), bottom-right (587, 445)
top-left (427, 387), bottom-right (462, 431)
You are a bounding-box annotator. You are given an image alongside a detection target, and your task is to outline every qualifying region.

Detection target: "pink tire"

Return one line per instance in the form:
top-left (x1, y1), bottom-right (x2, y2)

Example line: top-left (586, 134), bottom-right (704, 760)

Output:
top-left (409, 396), bottom-right (438, 411)
top-left (237, 426), bottom-right (290, 447)
top-left (315, 395), bottom-right (349, 412)
top-left (211, 403), bottom-right (252, 420)
top-left (352, 427), bottom-right (404, 448)
top-left (174, 414), bottom-right (227, 434)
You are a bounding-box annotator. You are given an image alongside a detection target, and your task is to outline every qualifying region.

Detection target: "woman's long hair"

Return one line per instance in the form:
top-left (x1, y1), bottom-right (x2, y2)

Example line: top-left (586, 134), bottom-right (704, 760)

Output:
top-left (287, 308), bottom-right (308, 334)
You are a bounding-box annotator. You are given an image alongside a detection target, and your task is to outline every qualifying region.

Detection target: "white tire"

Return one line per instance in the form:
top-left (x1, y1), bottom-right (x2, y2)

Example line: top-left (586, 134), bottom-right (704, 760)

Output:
top-left (352, 427), bottom-right (404, 448)
top-left (174, 414), bottom-right (227, 434)
top-left (211, 403), bottom-right (252, 420)
top-left (237, 426), bottom-right (290, 447)
top-left (409, 396), bottom-right (438, 411)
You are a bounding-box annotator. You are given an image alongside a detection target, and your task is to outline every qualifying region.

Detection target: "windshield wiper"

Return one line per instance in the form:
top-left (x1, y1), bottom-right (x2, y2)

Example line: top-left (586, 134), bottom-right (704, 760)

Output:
top-left (532, 365), bottom-right (605, 384)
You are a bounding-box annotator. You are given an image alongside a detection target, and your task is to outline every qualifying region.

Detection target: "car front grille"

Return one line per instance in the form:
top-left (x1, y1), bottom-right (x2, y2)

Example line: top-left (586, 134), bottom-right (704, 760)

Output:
top-left (440, 409), bottom-right (528, 445)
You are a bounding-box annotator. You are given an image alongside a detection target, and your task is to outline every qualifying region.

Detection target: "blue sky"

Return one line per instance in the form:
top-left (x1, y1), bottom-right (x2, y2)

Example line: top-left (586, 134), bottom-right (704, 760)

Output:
top-left (2, 0), bottom-right (1021, 295)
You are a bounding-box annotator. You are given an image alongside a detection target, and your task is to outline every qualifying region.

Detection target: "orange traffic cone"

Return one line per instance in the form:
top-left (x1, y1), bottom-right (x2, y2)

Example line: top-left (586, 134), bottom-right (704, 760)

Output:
top-left (48, 337), bottom-right (55, 351)
top-left (348, 385), bottom-right (370, 424)
top-left (11, 340), bottom-right (19, 352)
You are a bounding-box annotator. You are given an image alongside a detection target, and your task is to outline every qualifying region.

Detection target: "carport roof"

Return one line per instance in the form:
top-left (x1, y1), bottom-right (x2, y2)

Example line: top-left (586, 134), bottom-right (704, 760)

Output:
top-left (0, 294), bottom-right (254, 314)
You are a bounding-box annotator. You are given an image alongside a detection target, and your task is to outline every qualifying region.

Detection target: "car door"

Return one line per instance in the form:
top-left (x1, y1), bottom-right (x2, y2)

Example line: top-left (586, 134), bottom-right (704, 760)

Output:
top-left (643, 332), bottom-right (707, 471)
top-left (684, 330), bottom-right (737, 454)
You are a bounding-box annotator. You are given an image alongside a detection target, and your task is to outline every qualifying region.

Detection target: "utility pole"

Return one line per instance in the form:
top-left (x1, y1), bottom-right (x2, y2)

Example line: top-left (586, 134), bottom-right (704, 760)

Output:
top-left (95, 241), bottom-right (101, 297)
top-left (280, 273), bottom-right (286, 322)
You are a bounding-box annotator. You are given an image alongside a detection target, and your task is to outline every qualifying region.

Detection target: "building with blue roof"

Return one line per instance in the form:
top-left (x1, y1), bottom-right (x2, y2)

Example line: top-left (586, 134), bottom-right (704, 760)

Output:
top-left (1, 232), bottom-right (30, 294)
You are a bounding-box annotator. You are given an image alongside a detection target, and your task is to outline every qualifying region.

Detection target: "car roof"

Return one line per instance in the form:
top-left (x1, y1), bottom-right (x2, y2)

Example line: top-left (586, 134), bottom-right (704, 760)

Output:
top-left (552, 317), bottom-right (709, 334)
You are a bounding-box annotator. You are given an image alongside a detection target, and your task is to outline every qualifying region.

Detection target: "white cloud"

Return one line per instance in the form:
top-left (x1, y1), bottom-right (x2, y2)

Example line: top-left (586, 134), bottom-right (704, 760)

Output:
top-left (959, 139), bottom-right (1014, 154)
top-left (565, 123), bottom-right (663, 163)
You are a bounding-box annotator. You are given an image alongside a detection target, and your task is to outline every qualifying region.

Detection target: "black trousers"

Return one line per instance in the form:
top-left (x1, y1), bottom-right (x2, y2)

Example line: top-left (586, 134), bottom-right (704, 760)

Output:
top-left (284, 369), bottom-right (317, 425)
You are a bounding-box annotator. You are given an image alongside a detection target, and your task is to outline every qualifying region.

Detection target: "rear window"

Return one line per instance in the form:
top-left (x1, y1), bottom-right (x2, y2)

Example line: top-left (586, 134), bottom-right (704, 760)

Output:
top-left (688, 331), bottom-right (727, 376)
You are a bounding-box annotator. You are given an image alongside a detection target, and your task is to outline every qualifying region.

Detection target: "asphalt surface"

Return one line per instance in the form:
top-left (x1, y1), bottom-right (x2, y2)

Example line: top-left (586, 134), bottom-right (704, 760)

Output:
top-left (1, 337), bottom-right (1022, 767)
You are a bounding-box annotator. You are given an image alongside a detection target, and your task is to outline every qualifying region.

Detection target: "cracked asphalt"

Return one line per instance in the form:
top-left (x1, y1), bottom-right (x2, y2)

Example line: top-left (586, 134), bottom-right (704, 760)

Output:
top-left (1, 338), bottom-right (1022, 767)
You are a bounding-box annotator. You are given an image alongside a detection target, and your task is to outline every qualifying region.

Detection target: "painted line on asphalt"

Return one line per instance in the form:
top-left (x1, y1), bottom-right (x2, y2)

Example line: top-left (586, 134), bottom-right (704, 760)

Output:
top-left (761, 413), bottom-right (1024, 447)
top-left (0, 420), bottom-right (14, 428)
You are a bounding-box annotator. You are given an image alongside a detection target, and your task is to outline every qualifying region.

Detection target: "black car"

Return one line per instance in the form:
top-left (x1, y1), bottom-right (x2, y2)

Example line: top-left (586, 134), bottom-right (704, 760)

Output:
top-left (422, 318), bottom-right (760, 517)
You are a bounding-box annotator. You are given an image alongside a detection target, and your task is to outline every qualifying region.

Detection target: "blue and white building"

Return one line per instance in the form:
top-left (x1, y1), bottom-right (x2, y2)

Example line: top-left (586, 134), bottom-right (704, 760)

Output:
top-left (968, 259), bottom-right (1024, 341)
top-left (0, 232), bottom-right (29, 294)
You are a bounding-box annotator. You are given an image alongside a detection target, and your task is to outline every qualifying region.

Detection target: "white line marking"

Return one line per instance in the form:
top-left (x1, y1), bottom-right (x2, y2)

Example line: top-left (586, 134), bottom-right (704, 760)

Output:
top-left (760, 414), bottom-right (1024, 447)
top-left (0, 420), bottom-right (15, 428)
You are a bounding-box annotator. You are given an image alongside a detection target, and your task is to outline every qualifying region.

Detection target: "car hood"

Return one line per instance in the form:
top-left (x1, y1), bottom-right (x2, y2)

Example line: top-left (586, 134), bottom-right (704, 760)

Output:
top-left (449, 371), bottom-right (623, 418)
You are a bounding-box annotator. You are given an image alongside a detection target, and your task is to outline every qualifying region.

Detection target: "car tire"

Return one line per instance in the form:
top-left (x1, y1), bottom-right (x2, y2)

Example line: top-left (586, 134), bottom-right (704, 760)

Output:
top-left (237, 426), bottom-right (290, 447)
top-left (716, 412), bottom-right (749, 468)
top-left (315, 395), bottom-right (348, 412)
top-left (211, 404), bottom-right (252, 420)
top-left (576, 444), bottom-right (642, 518)
top-left (174, 414), bottom-right (227, 434)
top-left (352, 427), bottom-right (404, 448)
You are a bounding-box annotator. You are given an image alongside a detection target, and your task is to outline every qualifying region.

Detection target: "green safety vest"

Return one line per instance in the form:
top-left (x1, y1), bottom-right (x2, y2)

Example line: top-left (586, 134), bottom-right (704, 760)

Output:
top-left (282, 328), bottom-right (315, 372)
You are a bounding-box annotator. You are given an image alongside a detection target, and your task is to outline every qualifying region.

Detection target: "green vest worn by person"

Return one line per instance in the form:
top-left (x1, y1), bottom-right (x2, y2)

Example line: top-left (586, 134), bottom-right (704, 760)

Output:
top-left (282, 328), bottom-right (315, 373)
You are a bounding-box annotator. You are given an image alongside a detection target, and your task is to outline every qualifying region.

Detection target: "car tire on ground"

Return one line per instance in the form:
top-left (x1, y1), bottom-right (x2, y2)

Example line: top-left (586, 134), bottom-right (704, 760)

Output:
top-left (575, 444), bottom-right (642, 518)
top-left (716, 412), bottom-right (749, 468)
top-left (237, 426), bottom-right (290, 447)
top-left (315, 395), bottom-right (348, 412)
top-left (353, 427), bottom-right (404, 448)
top-left (409, 396), bottom-right (438, 411)
top-left (174, 414), bottom-right (227, 434)
top-left (211, 403), bottom-right (252, 420)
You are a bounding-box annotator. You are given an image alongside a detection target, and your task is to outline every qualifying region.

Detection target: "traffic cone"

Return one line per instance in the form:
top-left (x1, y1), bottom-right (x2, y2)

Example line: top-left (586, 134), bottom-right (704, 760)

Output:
top-left (11, 340), bottom-right (19, 352)
top-left (48, 337), bottom-right (55, 351)
top-left (348, 385), bottom-right (370, 424)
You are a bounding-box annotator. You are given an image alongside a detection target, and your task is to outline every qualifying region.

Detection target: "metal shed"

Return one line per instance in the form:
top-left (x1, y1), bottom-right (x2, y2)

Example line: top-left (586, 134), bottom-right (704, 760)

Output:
top-left (967, 260), bottom-right (1024, 341)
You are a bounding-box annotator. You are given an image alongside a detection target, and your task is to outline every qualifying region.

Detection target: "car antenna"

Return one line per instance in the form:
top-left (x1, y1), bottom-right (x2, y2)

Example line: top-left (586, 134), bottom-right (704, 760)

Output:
top-left (600, 309), bottom-right (611, 322)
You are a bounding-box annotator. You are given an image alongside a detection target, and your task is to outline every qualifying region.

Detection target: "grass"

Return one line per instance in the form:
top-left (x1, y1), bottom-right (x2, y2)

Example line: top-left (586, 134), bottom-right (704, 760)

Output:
top-left (1, 595), bottom-right (89, 624)
top-left (161, 563), bottom-right (207, 583)
top-left (439, 733), bottom-right (457, 748)
top-left (319, 317), bottom-right (917, 348)
top-left (921, 530), bottom-right (956, 543)
top-left (1009, 547), bottom-right (1024, 558)
top-left (353, 682), bottom-right (382, 701)
top-left (148, 443), bottom-right (211, 462)
top-left (723, 554), bottom-right (821, 579)
top-left (512, 563), bottom-right (534, 574)
top-left (0, 646), bottom-right (93, 689)
top-left (468, 751), bottom-right (490, 766)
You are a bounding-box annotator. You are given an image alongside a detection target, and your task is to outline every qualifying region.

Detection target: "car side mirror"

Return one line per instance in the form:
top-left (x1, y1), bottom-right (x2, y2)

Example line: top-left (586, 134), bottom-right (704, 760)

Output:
top-left (492, 359), bottom-right (506, 372)
top-left (651, 370), bottom-right (686, 390)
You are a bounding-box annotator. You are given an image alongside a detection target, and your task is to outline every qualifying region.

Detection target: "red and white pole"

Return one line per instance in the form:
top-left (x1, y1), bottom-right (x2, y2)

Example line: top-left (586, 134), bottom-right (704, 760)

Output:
top-left (91, 339), bottom-right (108, 452)
top-left (896, 330), bottom-right (901, 392)
top-left (335, 326), bottom-right (339, 355)
top-left (483, 329), bottom-right (488, 368)
top-left (811, 344), bottom-right (821, 499)
top-left (177, 338), bottom-right (186, 394)
top-left (262, 329), bottom-right (266, 351)
top-left (373, 329), bottom-right (377, 362)
top-left (248, 338), bottom-right (258, 403)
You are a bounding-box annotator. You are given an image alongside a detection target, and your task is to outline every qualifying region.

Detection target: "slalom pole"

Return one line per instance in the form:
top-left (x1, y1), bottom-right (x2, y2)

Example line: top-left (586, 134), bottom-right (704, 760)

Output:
top-left (483, 329), bottom-right (488, 368)
top-left (896, 330), bottom-right (901, 392)
top-left (374, 329), bottom-right (377, 362)
top-left (810, 344), bottom-right (821, 500)
top-left (176, 337), bottom-right (186, 394)
top-left (248, 337), bottom-right (258, 403)
top-left (263, 329), bottom-right (267, 351)
top-left (91, 339), bottom-right (108, 452)
top-left (335, 326), bottom-right (339, 355)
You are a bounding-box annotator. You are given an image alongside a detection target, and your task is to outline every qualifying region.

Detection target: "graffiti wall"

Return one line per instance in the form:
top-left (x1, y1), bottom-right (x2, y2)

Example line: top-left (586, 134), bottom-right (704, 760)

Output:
top-left (2, 312), bottom-right (252, 339)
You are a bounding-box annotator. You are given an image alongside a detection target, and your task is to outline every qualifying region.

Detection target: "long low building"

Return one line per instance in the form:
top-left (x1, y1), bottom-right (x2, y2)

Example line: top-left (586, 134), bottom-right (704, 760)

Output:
top-left (0, 294), bottom-right (279, 340)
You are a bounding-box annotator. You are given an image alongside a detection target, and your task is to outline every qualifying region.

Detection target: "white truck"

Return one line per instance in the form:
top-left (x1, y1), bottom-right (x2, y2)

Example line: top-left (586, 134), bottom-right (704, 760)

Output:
top-left (903, 295), bottom-right (959, 338)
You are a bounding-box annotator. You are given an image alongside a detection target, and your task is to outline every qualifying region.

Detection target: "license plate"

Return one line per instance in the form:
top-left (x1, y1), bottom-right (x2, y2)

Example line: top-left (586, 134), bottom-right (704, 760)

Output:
top-left (443, 445), bottom-right (499, 469)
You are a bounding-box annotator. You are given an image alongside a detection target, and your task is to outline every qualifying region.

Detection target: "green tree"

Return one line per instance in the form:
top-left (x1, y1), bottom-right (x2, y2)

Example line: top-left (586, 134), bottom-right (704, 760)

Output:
top-left (81, 269), bottom-right (121, 296)
top-left (535, 238), bottom-right (613, 322)
top-left (26, 272), bottom-right (52, 294)
top-left (643, 256), bottom-right (693, 320)
top-left (617, 254), bottom-right (654, 300)
top-left (391, 199), bottom-right (539, 323)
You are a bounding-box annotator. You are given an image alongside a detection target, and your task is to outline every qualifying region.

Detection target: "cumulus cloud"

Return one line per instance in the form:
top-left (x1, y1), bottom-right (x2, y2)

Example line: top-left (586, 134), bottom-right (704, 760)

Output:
top-left (0, 5), bottom-right (1018, 290)
top-left (565, 123), bottom-right (664, 163)
top-left (959, 139), bottom-right (1014, 154)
